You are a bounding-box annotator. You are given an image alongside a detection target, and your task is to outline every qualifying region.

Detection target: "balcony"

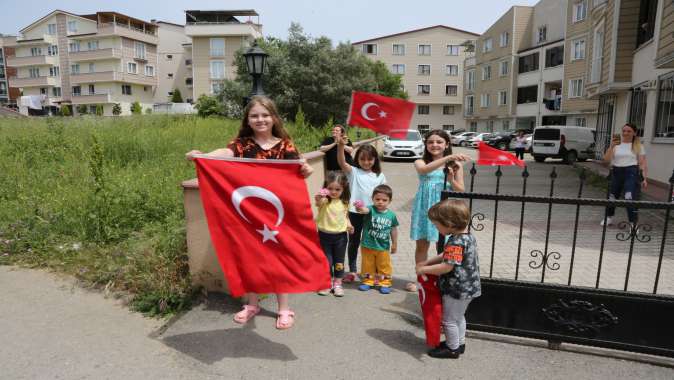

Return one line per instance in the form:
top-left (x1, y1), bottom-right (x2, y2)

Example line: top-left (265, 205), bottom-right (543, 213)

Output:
top-left (185, 22), bottom-right (262, 38)
top-left (15, 34), bottom-right (57, 46)
top-left (9, 75), bottom-right (58, 87)
top-left (69, 48), bottom-right (123, 62)
top-left (464, 56), bottom-right (476, 67)
top-left (71, 93), bottom-right (112, 104)
top-left (70, 71), bottom-right (156, 86)
top-left (6, 54), bottom-right (58, 67)
top-left (94, 23), bottom-right (158, 45)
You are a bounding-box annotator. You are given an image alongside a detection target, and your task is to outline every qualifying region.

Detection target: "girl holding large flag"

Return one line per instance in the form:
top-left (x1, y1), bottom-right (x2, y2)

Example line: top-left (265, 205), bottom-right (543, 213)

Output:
top-left (186, 96), bottom-right (313, 329)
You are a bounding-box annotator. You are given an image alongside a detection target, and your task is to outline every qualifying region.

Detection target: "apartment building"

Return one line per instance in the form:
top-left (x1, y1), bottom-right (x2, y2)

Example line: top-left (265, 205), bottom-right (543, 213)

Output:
top-left (583, 0), bottom-right (673, 185)
top-left (183, 10), bottom-right (262, 100)
top-left (7, 10), bottom-right (158, 115)
top-left (0, 35), bottom-right (19, 105)
top-left (354, 25), bottom-right (479, 134)
top-left (155, 21), bottom-right (193, 103)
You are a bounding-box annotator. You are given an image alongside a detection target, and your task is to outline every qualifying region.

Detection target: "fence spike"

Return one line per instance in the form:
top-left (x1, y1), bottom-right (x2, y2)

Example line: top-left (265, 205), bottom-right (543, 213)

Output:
top-left (579, 168), bottom-right (586, 181)
top-left (522, 166), bottom-right (530, 178)
top-left (470, 163), bottom-right (477, 176)
top-left (550, 166), bottom-right (557, 179)
top-left (495, 166), bottom-right (503, 177)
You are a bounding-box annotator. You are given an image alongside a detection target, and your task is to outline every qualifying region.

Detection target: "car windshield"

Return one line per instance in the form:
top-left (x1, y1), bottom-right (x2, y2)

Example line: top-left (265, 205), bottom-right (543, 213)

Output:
top-left (389, 131), bottom-right (421, 141)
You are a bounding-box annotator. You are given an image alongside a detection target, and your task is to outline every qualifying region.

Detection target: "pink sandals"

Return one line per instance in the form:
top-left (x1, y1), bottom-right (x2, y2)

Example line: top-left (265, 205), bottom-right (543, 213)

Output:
top-left (233, 305), bottom-right (260, 324)
top-left (276, 309), bottom-right (295, 330)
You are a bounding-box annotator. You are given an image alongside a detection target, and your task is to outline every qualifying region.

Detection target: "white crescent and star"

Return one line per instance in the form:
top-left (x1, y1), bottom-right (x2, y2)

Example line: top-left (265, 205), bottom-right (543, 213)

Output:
top-left (231, 186), bottom-right (285, 244)
top-left (360, 102), bottom-right (387, 121)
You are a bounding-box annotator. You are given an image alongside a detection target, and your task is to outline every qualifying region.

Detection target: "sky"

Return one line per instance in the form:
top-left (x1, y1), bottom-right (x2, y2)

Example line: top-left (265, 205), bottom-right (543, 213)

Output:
top-left (1, 0), bottom-right (540, 43)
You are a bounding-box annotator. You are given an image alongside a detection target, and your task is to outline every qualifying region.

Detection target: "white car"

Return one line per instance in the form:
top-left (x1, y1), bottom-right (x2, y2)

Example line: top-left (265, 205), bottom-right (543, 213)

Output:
top-left (451, 132), bottom-right (477, 146)
top-left (383, 130), bottom-right (424, 160)
top-left (509, 134), bottom-right (533, 151)
top-left (468, 133), bottom-right (493, 148)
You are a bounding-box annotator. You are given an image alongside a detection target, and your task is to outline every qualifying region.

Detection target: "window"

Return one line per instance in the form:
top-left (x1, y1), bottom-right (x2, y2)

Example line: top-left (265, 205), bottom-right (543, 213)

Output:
top-left (482, 38), bottom-right (493, 52)
top-left (654, 72), bottom-right (674, 138)
top-left (88, 41), bottom-right (99, 51)
top-left (465, 95), bottom-right (475, 115)
top-left (363, 44), bottom-right (377, 54)
top-left (499, 61), bottom-right (509, 76)
top-left (49, 66), bottom-right (59, 77)
top-left (418, 44), bottom-right (431, 56)
top-left (168, 91), bottom-right (173, 97)
top-left (446, 65), bottom-right (458, 76)
top-left (575, 117), bottom-right (587, 127)
top-left (500, 32), bottom-right (509, 47)
top-left (447, 45), bottom-right (459, 56)
top-left (443, 105), bottom-right (455, 115)
top-left (52, 87), bottom-right (61, 97)
top-left (89, 105), bottom-right (97, 114)
top-left (498, 90), bottom-right (507, 106)
top-left (418, 105), bottom-right (430, 115)
top-left (518, 53), bottom-right (539, 73)
top-left (30, 47), bottom-right (42, 56)
top-left (445, 85), bottom-right (458, 96)
top-left (482, 65), bottom-right (491, 80)
top-left (168, 73), bottom-right (173, 78)
top-left (71, 64), bottom-right (80, 74)
top-left (185, 78), bottom-right (193, 86)
top-left (573, 1), bottom-right (587, 22)
top-left (392, 44), bottom-right (405, 55)
top-left (569, 79), bottom-right (584, 98)
top-left (88, 84), bottom-right (95, 95)
top-left (503, 120), bottom-right (510, 130)
top-left (637, 0), bottom-right (657, 47)
top-left (418, 65), bottom-right (431, 75)
top-left (127, 62), bottom-right (137, 74)
top-left (185, 59), bottom-right (192, 65)
top-left (122, 85), bottom-right (132, 95)
top-left (391, 64), bottom-right (405, 75)
top-left (37, 87), bottom-right (46, 95)
top-left (487, 120), bottom-right (495, 133)
top-left (134, 42), bottom-right (146, 59)
top-left (442, 125), bottom-right (455, 131)
top-left (466, 70), bottom-right (475, 91)
top-left (418, 84), bottom-right (430, 95)
top-left (517, 85), bottom-right (538, 104)
top-left (537, 25), bottom-right (547, 43)
top-left (167, 54), bottom-right (173, 60)
top-left (29, 68), bottom-right (40, 78)
top-left (210, 38), bottom-right (225, 56)
top-left (72, 86), bottom-right (81, 96)
top-left (144, 65), bottom-right (154, 76)
top-left (417, 125), bottom-right (430, 135)
top-left (593, 0), bottom-right (607, 7)
top-left (210, 61), bottom-right (225, 79)
top-left (470, 122), bottom-right (477, 132)
top-left (47, 45), bottom-right (58, 56)
top-left (545, 46), bottom-right (564, 67)
top-left (67, 21), bottom-right (77, 33)
top-left (628, 88), bottom-right (647, 136)
top-left (69, 42), bottom-right (80, 52)
top-left (47, 24), bottom-right (57, 35)
top-left (480, 93), bottom-right (491, 108)
top-left (572, 39), bottom-right (585, 60)
top-left (211, 81), bottom-right (225, 94)
top-left (590, 29), bottom-right (603, 83)
top-left (88, 63), bottom-right (95, 73)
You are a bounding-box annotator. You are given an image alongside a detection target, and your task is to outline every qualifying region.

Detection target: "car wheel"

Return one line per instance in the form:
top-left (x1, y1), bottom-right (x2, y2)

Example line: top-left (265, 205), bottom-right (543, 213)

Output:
top-left (460, 141), bottom-right (467, 147)
top-left (497, 142), bottom-right (507, 150)
top-left (564, 150), bottom-right (578, 164)
top-left (534, 155), bottom-right (545, 163)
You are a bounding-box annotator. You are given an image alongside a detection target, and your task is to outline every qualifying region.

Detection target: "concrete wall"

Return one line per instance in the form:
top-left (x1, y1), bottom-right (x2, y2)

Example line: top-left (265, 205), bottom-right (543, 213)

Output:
top-left (156, 22), bottom-right (193, 103)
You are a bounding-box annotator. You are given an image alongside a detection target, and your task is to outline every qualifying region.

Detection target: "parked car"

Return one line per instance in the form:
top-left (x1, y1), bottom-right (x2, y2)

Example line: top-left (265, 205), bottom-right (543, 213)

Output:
top-left (382, 130), bottom-right (425, 160)
top-left (468, 133), bottom-right (494, 148)
top-left (485, 129), bottom-right (532, 150)
top-left (449, 129), bottom-right (466, 136)
top-left (451, 132), bottom-right (477, 146)
top-left (531, 126), bottom-right (595, 164)
top-left (508, 134), bottom-right (533, 152)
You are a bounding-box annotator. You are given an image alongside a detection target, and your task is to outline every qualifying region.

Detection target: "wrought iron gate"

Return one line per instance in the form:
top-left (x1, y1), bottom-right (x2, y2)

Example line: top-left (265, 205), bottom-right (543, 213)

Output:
top-left (440, 165), bottom-right (674, 357)
top-left (594, 94), bottom-right (616, 160)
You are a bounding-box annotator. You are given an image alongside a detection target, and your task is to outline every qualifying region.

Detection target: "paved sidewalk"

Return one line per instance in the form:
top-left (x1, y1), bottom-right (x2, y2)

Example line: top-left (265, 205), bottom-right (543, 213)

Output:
top-left (2, 265), bottom-right (673, 380)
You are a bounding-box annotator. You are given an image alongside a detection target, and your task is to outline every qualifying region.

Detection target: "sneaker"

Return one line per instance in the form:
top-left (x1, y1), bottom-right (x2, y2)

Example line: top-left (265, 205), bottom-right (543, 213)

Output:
top-left (428, 342), bottom-right (461, 359)
top-left (459, 343), bottom-right (466, 354)
top-left (600, 217), bottom-right (613, 226)
top-left (379, 286), bottom-right (391, 294)
top-left (343, 273), bottom-right (359, 283)
top-left (333, 285), bottom-right (344, 297)
top-left (358, 284), bottom-right (371, 291)
top-left (317, 289), bottom-right (331, 296)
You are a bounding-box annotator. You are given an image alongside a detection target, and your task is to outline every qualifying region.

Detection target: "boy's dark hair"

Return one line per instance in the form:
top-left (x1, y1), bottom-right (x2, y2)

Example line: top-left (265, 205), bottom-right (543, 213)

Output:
top-left (372, 184), bottom-right (393, 200)
top-left (353, 144), bottom-right (382, 175)
top-left (322, 171), bottom-right (351, 204)
top-left (428, 199), bottom-right (470, 230)
top-left (422, 130), bottom-right (453, 164)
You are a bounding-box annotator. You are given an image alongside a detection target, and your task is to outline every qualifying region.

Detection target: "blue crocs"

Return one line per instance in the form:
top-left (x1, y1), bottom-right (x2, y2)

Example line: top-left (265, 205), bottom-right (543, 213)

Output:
top-left (379, 286), bottom-right (392, 294)
top-left (358, 284), bottom-right (371, 291)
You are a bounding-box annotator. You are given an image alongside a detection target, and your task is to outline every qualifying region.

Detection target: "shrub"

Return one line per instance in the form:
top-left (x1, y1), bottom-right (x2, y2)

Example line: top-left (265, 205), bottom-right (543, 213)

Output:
top-left (130, 102), bottom-right (142, 115)
top-left (95, 104), bottom-right (104, 116)
top-left (60, 105), bottom-right (71, 117)
top-left (112, 103), bottom-right (122, 116)
top-left (145, 108), bottom-right (153, 115)
top-left (171, 89), bottom-right (183, 103)
top-left (194, 95), bottom-right (222, 117)
top-left (76, 104), bottom-right (88, 115)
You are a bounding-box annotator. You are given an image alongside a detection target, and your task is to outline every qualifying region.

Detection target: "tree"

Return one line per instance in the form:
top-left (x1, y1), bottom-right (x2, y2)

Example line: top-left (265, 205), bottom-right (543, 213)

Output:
top-left (60, 105), bottom-right (71, 117)
top-left (194, 94), bottom-right (222, 117)
top-left (130, 101), bottom-right (142, 115)
top-left (112, 103), bottom-right (122, 116)
top-left (461, 40), bottom-right (476, 53)
top-left (171, 88), bottom-right (183, 103)
top-left (76, 104), bottom-right (88, 115)
top-left (95, 104), bottom-right (104, 116)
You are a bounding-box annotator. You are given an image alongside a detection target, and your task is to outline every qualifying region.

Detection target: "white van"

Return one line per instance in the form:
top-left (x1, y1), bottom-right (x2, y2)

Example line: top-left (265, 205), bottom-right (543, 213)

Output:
top-left (531, 126), bottom-right (595, 164)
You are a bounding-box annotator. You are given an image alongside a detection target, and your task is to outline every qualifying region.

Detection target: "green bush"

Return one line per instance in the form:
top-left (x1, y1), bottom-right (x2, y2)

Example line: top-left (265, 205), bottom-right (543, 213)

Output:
top-left (95, 104), bottom-right (104, 116)
top-left (60, 105), bottom-right (71, 117)
top-left (76, 104), bottom-right (88, 115)
top-left (171, 89), bottom-right (183, 103)
top-left (145, 108), bottom-right (153, 115)
top-left (130, 102), bottom-right (142, 115)
top-left (194, 95), bottom-right (222, 117)
top-left (112, 103), bottom-right (122, 116)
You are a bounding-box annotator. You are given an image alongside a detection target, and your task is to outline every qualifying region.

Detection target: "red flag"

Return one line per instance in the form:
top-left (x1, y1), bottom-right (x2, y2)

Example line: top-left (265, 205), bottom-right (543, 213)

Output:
top-left (347, 91), bottom-right (414, 138)
top-left (194, 157), bottom-right (331, 297)
top-left (477, 142), bottom-right (525, 167)
top-left (418, 274), bottom-right (443, 347)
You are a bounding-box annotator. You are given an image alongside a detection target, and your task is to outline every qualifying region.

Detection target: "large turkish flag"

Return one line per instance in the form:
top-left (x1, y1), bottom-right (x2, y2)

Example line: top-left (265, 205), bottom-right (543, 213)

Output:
top-left (347, 91), bottom-right (414, 138)
top-left (194, 157), bottom-right (331, 297)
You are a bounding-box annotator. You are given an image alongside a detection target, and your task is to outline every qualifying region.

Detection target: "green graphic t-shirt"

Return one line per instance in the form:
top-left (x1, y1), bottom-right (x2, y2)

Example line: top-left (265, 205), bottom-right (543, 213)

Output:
top-left (361, 205), bottom-right (399, 251)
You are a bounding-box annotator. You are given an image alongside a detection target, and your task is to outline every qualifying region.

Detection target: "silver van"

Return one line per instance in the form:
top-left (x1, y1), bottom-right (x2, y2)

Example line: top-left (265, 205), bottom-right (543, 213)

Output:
top-left (532, 126), bottom-right (595, 164)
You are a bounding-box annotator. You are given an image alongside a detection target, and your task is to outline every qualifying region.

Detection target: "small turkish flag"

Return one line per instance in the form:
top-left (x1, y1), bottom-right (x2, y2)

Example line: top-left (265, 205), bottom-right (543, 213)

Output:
top-left (477, 142), bottom-right (525, 167)
top-left (418, 274), bottom-right (443, 347)
top-left (195, 157), bottom-right (331, 297)
top-left (347, 91), bottom-right (414, 138)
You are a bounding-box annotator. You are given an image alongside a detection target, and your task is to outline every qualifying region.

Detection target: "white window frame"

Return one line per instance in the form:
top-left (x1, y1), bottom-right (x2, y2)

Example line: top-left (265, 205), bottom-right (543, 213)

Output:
top-left (498, 90), bottom-right (508, 106)
top-left (47, 45), bottom-right (58, 56)
top-left (445, 85), bottom-right (458, 96)
top-left (417, 104), bottom-right (430, 115)
top-left (482, 38), bottom-right (493, 52)
top-left (391, 64), bottom-right (405, 75)
top-left (211, 81), bottom-right (225, 94)
top-left (465, 95), bottom-right (475, 115)
top-left (482, 65), bottom-right (492, 80)
top-left (442, 105), bottom-right (455, 115)
top-left (572, 39), bottom-right (586, 61)
top-left (446, 64), bottom-right (458, 76)
top-left (134, 42), bottom-right (146, 59)
top-left (573, 1), bottom-right (587, 23)
top-left (538, 25), bottom-right (547, 43)
top-left (362, 43), bottom-right (377, 55)
top-left (72, 85), bottom-right (81, 96)
top-left (447, 45), bottom-right (459, 56)
top-left (52, 87), bottom-right (61, 97)
top-left (575, 117), bottom-right (587, 127)
top-left (30, 47), bottom-right (42, 56)
top-left (210, 38), bottom-right (225, 57)
top-left (122, 85), bottom-right (132, 95)
top-left (145, 65), bottom-right (154, 77)
top-left (71, 64), bottom-right (80, 74)
top-left (88, 84), bottom-right (95, 95)
top-left (480, 93), bottom-right (491, 108)
top-left (88, 63), bottom-right (95, 73)
top-left (47, 23), bottom-right (57, 35)
top-left (418, 64), bottom-right (431, 76)
top-left (500, 32), bottom-right (509, 47)
top-left (418, 44), bottom-right (431, 56)
top-left (569, 78), bottom-right (584, 98)
top-left (127, 62), bottom-right (138, 74)
top-left (87, 40), bottom-right (99, 51)
top-left (49, 66), bottom-right (59, 77)
top-left (67, 21), bottom-right (77, 33)
top-left (392, 43), bottom-right (405, 56)
top-left (499, 60), bottom-right (509, 76)
top-left (467, 70), bottom-right (476, 91)
top-left (417, 84), bottom-right (431, 95)
top-left (210, 60), bottom-right (225, 79)
top-left (69, 42), bottom-right (80, 53)
top-left (29, 67), bottom-right (40, 78)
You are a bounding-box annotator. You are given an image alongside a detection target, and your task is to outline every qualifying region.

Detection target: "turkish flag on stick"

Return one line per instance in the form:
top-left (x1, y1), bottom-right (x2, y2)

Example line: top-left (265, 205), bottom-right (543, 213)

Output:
top-left (477, 142), bottom-right (525, 167)
top-left (347, 91), bottom-right (414, 138)
top-left (194, 157), bottom-right (331, 297)
top-left (418, 274), bottom-right (443, 347)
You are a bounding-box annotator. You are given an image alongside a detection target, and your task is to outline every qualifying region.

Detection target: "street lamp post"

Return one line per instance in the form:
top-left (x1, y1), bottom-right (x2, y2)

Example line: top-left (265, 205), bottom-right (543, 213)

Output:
top-left (243, 41), bottom-right (268, 105)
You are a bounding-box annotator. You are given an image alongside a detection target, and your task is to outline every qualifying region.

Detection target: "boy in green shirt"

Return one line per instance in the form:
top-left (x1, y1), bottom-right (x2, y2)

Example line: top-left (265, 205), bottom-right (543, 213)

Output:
top-left (354, 185), bottom-right (399, 294)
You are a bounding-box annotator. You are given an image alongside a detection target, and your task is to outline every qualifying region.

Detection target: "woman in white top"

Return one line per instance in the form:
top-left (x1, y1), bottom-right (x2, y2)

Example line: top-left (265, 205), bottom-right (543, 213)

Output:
top-left (601, 123), bottom-right (648, 226)
top-left (514, 130), bottom-right (527, 160)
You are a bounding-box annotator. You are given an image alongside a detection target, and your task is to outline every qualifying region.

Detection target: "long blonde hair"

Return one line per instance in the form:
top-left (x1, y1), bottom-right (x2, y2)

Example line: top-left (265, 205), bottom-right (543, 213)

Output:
top-left (624, 123), bottom-right (642, 155)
